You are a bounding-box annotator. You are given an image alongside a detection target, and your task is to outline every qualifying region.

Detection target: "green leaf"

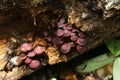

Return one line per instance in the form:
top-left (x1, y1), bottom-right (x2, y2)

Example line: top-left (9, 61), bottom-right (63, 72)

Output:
top-left (113, 58), bottom-right (120, 80)
top-left (75, 53), bottom-right (115, 73)
top-left (106, 39), bottom-right (120, 56)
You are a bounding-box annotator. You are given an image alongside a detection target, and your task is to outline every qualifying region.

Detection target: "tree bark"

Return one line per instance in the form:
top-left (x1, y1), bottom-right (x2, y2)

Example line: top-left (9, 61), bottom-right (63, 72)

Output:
top-left (0, 0), bottom-right (120, 80)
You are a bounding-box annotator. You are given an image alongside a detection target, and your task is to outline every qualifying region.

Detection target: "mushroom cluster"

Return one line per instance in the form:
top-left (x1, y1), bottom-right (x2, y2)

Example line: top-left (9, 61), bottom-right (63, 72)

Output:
top-left (44, 18), bottom-right (87, 54)
top-left (16, 18), bottom-right (87, 69)
top-left (19, 43), bottom-right (46, 69)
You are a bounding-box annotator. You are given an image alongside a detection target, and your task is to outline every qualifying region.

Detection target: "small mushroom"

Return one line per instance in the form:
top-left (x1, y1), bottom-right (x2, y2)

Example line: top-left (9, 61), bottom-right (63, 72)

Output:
top-left (29, 60), bottom-right (40, 69)
top-left (20, 43), bottom-right (32, 52)
top-left (34, 46), bottom-right (45, 54)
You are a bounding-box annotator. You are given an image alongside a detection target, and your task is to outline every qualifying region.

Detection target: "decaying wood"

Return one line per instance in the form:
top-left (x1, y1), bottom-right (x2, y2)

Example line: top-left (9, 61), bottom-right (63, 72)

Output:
top-left (0, 0), bottom-right (120, 80)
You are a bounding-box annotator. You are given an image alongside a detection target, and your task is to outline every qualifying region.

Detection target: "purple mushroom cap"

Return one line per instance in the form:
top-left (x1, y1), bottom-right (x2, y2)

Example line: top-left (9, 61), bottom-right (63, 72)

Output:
top-left (77, 38), bottom-right (86, 46)
top-left (60, 43), bottom-right (71, 53)
top-left (20, 43), bottom-right (32, 52)
top-left (52, 37), bottom-right (63, 45)
top-left (34, 46), bottom-right (45, 54)
top-left (63, 24), bottom-right (72, 30)
top-left (56, 29), bottom-right (64, 37)
top-left (76, 45), bottom-right (84, 52)
top-left (78, 32), bottom-right (85, 38)
top-left (19, 53), bottom-right (26, 59)
top-left (24, 57), bottom-right (32, 64)
top-left (27, 51), bottom-right (36, 57)
top-left (70, 35), bottom-right (78, 41)
top-left (63, 30), bottom-right (71, 37)
top-left (29, 60), bottom-right (40, 69)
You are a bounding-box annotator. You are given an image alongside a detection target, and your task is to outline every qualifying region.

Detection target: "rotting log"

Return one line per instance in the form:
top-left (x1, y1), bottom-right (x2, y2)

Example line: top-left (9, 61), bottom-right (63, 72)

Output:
top-left (0, 0), bottom-right (120, 80)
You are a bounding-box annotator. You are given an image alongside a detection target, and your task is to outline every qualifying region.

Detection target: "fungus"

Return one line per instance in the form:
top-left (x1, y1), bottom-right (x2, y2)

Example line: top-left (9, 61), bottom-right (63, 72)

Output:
top-left (29, 60), bottom-right (40, 69)
top-left (60, 43), bottom-right (71, 53)
top-left (19, 53), bottom-right (26, 59)
top-left (24, 57), bottom-right (32, 64)
top-left (27, 51), bottom-right (36, 57)
top-left (56, 29), bottom-right (64, 37)
top-left (52, 37), bottom-right (63, 44)
top-left (43, 18), bottom-right (87, 54)
top-left (20, 43), bottom-right (32, 52)
top-left (77, 38), bottom-right (86, 46)
top-left (70, 35), bottom-right (78, 41)
top-left (34, 46), bottom-right (45, 54)
top-left (63, 24), bottom-right (72, 30)
top-left (76, 45), bottom-right (85, 52)
top-left (78, 32), bottom-right (85, 38)
top-left (63, 30), bottom-right (71, 37)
